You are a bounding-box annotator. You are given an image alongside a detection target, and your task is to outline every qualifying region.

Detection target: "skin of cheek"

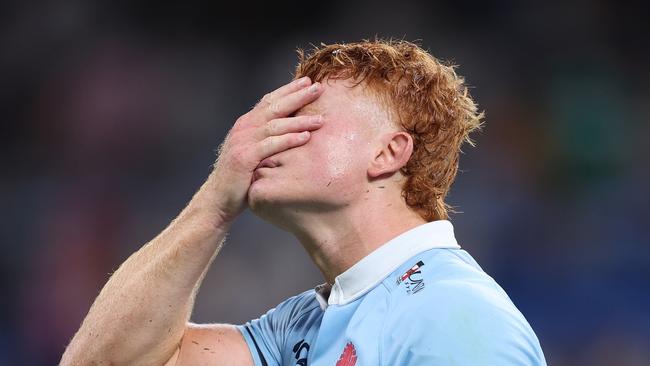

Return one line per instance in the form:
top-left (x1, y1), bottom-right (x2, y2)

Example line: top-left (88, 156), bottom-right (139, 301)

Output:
top-left (312, 127), bottom-right (373, 204)
top-left (327, 92), bottom-right (393, 193)
top-left (324, 131), bottom-right (359, 182)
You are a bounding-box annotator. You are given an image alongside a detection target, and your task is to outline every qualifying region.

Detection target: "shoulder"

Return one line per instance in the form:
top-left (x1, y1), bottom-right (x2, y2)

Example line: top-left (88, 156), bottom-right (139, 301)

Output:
top-left (386, 250), bottom-right (515, 325)
top-left (254, 288), bottom-right (321, 331)
top-left (380, 249), bottom-right (546, 365)
top-left (385, 248), bottom-right (501, 301)
top-left (275, 288), bottom-right (320, 315)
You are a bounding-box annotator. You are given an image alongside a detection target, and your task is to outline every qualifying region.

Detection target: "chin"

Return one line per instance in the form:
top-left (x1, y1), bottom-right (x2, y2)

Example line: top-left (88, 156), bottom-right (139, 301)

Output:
top-left (247, 179), bottom-right (323, 231)
top-left (248, 175), bottom-right (357, 224)
top-left (248, 179), bottom-right (292, 214)
top-left (248, 191), bottom-right (299, 232)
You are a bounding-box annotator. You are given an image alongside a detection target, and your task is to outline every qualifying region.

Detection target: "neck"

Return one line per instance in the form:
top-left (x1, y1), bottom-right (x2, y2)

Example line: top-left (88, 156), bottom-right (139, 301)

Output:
top-left (287, 197), bottom-right (426, 285)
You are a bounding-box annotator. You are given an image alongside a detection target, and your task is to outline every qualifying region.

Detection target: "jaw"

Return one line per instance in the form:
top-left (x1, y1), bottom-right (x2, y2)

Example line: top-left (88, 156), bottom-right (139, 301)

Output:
top-left (248, 182), bottom-right (357, 234)
top-left (250, 196), bottom-right (338, 230)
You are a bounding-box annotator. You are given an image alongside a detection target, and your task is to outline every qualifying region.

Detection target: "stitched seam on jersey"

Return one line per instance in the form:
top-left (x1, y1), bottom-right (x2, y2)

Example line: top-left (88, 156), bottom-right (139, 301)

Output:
top-left (443, 249), bottom-right (495, 281)
top-left (282, 302), bottom-right (321, 360)
top-left (445, 249), bottom-right (504, 292)
top-left (445, 248), bottom-right (473, 266)
top-left (378, 282), bottom-right (392, 366)
top-left (286, 303), bottom-right (321, 336)
top-left (245, 325), bottom-right (269, 366)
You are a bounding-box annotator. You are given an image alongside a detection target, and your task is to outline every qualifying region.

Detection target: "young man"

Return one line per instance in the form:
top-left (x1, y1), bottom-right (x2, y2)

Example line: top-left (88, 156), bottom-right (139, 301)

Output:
top-left (61, 40), bottom-right (547, 365)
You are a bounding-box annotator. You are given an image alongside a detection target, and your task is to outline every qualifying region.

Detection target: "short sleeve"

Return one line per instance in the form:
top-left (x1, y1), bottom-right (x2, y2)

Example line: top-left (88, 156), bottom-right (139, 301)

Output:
top-left (237, 290), bottom-right (316, 366)
top-left (380, 279), bottom-right (547, 365)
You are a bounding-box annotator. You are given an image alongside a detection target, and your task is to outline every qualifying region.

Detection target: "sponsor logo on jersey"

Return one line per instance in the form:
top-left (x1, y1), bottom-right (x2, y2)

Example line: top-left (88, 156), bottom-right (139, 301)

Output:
top-left (396, 260), bottom-right (425, 294)
top-left (292, 339), bottom-right (309, 366)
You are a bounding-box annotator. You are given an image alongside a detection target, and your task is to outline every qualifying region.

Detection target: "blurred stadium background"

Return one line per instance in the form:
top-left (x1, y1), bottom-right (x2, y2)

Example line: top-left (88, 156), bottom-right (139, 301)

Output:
top-left (1, 0), bottom-right (648, 364)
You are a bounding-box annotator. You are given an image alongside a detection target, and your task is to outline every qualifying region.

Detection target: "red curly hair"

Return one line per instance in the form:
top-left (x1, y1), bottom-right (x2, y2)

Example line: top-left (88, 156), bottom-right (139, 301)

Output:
top-left (293, 39), bottom-right (484, 221)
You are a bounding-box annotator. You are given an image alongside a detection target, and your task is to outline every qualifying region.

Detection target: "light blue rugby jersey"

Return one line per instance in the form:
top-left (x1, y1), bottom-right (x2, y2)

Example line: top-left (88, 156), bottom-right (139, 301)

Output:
top-left (237, 220), bottom-right (547, 365)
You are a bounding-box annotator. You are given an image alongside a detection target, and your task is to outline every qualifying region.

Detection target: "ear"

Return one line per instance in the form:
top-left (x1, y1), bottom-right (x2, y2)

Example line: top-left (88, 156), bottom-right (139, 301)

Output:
top-left (368, 132), bottom-right (414, 178)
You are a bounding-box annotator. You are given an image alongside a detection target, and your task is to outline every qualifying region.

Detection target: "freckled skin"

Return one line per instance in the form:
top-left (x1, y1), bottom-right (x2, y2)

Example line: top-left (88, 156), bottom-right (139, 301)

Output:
top-left (247, 79), bottom-right (393, 227)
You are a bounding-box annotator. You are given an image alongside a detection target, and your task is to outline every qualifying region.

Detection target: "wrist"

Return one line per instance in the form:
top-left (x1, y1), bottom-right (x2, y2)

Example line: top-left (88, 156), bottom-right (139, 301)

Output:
top-left (197, 170), bottom-right (241, 225)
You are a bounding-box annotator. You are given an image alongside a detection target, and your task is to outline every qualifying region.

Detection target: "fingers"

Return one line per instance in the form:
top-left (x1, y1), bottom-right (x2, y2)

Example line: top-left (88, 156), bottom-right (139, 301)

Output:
top-left (256, 76), bottom-right (312, 108)
top-left (258, 82), bottom-right (323, 121)
top-left (259, 115), bottom-right (323, 139)
top-left (257, 131), bottom-right (311, 159)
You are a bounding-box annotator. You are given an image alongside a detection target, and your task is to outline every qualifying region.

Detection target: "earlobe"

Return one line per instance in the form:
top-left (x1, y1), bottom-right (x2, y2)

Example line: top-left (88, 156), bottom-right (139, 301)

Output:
top-left (368, 132), bottom-right (414, 178)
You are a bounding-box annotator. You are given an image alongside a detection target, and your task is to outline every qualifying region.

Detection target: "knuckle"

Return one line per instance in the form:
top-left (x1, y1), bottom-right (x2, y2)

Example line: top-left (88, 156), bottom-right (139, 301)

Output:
top-left (265, 121), bottom-right (276, 136)
top-left (236, 112), bottom-right (252, 126)
top-left (299, 115), bottom-right (312, 127)
top-left (261, 137), bottom-right (275, 153)
top-left (293, 133), bottom-right (304, 144)
top-left (295, 118), bottom-right (309, 131)
top-left (261, 92), bottom-right (273, 105)
top-left (284, 134), bottom-right (297, 146)
top-left (269, 101), bottom-right (281, 115)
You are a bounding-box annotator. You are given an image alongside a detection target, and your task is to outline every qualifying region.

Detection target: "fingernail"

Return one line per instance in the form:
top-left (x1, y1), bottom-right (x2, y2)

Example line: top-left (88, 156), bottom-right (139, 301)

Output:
top-left (296, 76), bottom-right (310, 86)
top-left (299, 131), bottom-right (310, 140)
top-left (308, 82), bottom-right (320, 93)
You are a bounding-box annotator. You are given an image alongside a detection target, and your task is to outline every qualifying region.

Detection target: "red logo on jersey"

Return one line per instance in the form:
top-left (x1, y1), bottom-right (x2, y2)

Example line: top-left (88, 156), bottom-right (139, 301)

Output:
top-left (335, 342), bottom-right (357, 366)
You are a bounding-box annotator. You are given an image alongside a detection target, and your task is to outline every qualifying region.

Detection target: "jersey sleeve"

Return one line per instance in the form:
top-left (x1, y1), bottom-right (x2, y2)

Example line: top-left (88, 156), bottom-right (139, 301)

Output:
top-left (236, 289), bottom-right (315, 366)
top-left (380, 279), bottom-right (547, 366)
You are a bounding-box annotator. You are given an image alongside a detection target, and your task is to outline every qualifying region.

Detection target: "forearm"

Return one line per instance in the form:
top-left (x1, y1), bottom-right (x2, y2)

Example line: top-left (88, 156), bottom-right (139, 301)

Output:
top-left (61, 171), bottom-right (232, 365)
top-left (61, 76), bottom-right (323, 365)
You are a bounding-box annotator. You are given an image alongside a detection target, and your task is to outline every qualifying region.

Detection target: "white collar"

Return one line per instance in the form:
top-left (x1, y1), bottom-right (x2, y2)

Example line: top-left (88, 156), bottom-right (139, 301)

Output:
top-left (314, 220), bottom-right (460, 309)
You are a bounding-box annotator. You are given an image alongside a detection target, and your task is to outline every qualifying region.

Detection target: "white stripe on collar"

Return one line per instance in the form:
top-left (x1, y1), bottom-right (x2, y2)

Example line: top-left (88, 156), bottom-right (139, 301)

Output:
top-left (314, 220), bottom-right (460, 309)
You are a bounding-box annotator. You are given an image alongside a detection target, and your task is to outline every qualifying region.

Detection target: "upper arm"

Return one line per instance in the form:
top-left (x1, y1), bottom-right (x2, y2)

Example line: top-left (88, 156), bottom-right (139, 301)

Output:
top-left (166, 290), bottom-right (314, 366)
top-left (164, 323), bottom-right (254, 366)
